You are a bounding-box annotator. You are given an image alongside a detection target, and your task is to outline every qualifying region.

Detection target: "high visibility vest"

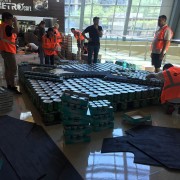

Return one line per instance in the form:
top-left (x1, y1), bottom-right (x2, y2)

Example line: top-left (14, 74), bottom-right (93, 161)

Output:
top-left (0, 22), bottom-right (17, 54)
top-left (161, 66), bottom-right (180, 104)
top-left (74, 30), bottom-right (85, 41)
top-left (54, 28), bottom-right (63, 43)
top-left (42, 34), bottom-right (57, 55)
top-left (151, 25), bottom-right (173, 52)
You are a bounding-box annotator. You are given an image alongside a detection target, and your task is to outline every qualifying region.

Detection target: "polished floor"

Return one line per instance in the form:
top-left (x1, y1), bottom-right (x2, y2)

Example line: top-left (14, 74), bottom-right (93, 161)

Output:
top-left (0, 52), bottom-right (180, 179)
top-left (3, 84), bottom-right (180, 180)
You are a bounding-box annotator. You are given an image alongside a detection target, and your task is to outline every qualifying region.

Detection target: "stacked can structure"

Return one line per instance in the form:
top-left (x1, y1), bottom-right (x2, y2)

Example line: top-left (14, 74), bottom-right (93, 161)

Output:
top-left (25, 79), bottom-right (62, 125)
top-left (61, 90), bottom-right (91, 144)
top-left (88, 100), bottom-right (114, 132)
top-left (0, 87), bottom-right (13, 115)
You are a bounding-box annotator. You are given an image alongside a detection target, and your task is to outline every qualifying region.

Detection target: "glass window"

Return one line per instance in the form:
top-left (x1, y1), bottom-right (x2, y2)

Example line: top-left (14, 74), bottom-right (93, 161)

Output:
top-left (83, 18), bottom-right (91, 30)
top-left (85, 0), bottom-right (92, 4)
top-left (138, 7), bottom-right (161, 18)
top-left (132, 0), bottom-right (140, 6)
top-left (84, 5), bottom-right (92, 17)
top-left (68, 17), bottom-right (80, 30)
top-left (65, 5), bottom-right (69, 16)
top-left (69, 5), bottom-right (81, 16)
top-left (130, 6), bottom-right (139, 18)
top-left (117, 0), bottom-right (128, 5)
top-left (115, 6), bottom-right (127, 18)
top-left (98, 0), bottom-right (116, 5)
top-left (140, 0), bottom-right (162, 6)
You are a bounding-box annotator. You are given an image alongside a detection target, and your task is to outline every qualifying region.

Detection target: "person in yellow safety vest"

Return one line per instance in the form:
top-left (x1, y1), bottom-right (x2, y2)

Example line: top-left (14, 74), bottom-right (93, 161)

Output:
top-left (151, 15), bottom-right (173, 73)
top-left (146, 63), bottom-right (180, 113)
top-left (71, 28), bottom-right (85, 53)
top-left (0, 12), bottom-right (21, 94)
top-left (42, 28), bottom-right (57, 65)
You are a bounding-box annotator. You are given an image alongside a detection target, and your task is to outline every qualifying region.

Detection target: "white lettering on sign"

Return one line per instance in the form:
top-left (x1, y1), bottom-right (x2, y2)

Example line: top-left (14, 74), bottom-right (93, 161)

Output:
top-left (0, 2), bottom-right (32, 11)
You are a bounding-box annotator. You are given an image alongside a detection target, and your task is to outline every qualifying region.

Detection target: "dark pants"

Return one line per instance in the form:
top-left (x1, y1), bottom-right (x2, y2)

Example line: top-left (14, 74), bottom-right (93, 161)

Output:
top-left (38, 43), bottom-right (44, 64)
top-left (1, 51), bottom-right (17, 87)
top-left (45, 55), bottom-right (54, 65)
top-left (151, 53), bottom-right (164, 68)
top-left (88, 45), bottom-right (100, 64)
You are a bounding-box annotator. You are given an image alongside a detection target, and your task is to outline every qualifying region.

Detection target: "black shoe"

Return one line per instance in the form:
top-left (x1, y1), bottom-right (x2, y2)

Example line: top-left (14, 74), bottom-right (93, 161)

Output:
top-left (8, 86), bottom-right (22, 95)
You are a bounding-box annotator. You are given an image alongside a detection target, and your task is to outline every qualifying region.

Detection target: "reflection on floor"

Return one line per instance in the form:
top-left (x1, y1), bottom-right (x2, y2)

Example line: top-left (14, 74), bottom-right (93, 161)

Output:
top-left (4, 85), bottom-right (180, 180)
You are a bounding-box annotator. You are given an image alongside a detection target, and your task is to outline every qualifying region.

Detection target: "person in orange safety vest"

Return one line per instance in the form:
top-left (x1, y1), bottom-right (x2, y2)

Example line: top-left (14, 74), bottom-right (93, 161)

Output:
top-left (0, 12), bottom-right (21, 94)
top-left (71, 28), bottom-right (85, 53)
top-left (53, 23), bottom-right (65, 62)
top-left (146, 63), bottom-right (180, 105)
top-left (42, 27), bottom-right (57, 65)
top-left (151, 15), bottom-right (173, 73)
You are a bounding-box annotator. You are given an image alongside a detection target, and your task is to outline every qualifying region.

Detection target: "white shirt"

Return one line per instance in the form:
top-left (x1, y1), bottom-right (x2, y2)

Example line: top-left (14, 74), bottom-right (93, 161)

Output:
top-left (27, 43), bottom-right (39, 51)
top-left (151, 24), bottom-right (172, 54)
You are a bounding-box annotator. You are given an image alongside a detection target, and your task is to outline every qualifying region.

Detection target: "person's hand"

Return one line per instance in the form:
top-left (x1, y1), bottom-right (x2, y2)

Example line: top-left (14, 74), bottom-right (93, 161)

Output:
top-left (159, 52), bottom-right (164, 60)
top-left (87, 38), bottom-right (92, 42)
top-left (146, 73), bottom-right (155, 79)
top-left (94, 25), bottom-right (98, 30)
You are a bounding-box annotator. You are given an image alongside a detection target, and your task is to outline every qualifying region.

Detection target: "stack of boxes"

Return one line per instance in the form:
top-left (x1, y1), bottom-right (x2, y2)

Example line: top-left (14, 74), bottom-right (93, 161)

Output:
top-left (61, 90), bottom-right (91, 144)
top-left (88, 100), bottom-right (114, 132)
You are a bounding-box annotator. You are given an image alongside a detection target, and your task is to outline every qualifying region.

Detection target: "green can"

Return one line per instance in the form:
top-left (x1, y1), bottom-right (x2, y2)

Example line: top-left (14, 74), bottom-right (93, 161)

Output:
top-left (53, 99), bottom-right (62, 111)
top-left (42, 100), bottom-right (53, 113)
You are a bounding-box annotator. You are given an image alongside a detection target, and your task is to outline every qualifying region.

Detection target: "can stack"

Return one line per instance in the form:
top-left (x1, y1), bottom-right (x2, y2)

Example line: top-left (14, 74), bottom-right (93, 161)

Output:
top-left (24, 79), bottom-right (62, 125)
top-left (61, 90), bottom-right (91, 144)
top-left (63, 34), bottom-right (72, 60)
top-left (0, 87), bottom-right (13, 115)
top-left (88, 100), bottom-right (114, 132)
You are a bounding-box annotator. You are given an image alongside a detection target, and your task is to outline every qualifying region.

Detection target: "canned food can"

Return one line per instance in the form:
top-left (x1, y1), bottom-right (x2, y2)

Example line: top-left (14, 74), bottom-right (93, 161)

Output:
top-left (42, 100), bottom-right (53, 112)
top-left (53, 98), bottom-right (62, 111)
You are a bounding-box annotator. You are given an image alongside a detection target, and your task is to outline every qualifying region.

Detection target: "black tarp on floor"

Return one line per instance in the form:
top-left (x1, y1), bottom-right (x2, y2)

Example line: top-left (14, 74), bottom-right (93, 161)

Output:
top-left (101, 125), bottom-right (180, 170)
top-left (0, 115), bottom-right (83, 180)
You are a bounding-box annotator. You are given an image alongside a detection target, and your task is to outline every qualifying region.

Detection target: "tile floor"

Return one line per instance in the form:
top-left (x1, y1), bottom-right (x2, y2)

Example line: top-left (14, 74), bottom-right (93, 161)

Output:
top-left (3, 85), bottom-right (180, 180)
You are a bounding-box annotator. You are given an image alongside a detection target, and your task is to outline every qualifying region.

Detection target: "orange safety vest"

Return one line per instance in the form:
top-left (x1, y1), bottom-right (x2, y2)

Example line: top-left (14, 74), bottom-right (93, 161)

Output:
top-left (42, 34), bottom-right (57, 56)
top-left (161, 66), bottom-right (180, 104)
top-left (0, 22), bottom-right (17, 54)
top-left (54, 28), bottom-right (63, 44)
top-left (152, 25), bottom-right (173, 52)
top-left (74, 30), bottom-right (85, 41)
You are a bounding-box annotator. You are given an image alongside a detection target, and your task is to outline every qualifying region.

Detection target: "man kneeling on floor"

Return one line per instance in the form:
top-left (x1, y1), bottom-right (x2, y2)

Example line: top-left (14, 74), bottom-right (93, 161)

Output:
top-left (146, 63), bottom-right (180, 114)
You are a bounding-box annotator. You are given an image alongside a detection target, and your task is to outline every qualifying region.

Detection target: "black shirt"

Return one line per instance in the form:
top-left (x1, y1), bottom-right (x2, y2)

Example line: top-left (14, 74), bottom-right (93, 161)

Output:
top-left (5, 25), bottom-right (13, 37)
top-left (34, 26), bottom-right (45, 42)
top-left (84, 25), bottom-right (103, 46)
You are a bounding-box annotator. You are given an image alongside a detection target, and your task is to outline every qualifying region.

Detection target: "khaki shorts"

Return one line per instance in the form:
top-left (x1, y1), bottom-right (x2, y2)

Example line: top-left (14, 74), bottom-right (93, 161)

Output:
top-left (1, 51), bottom-right (17, 75)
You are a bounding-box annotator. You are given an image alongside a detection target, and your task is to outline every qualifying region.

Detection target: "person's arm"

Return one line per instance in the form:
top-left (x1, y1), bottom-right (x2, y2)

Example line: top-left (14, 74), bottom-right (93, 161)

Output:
top-left (146, 72), bottom-right (164, 81)
top-left (94, 25), bottom-right (103, 37)
top-left (159, 40), bottom-right (170, 60)
top-left (160, 28), bottom-right (171, 60)
top-left (82, 27), bottom-right (91, 41)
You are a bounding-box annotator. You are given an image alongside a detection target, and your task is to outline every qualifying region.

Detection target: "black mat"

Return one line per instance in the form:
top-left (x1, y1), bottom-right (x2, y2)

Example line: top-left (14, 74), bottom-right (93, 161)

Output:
top-left (101, 136), bottom-right (161, 166)
top-left (0, 115), bottom-right (83, 180)
top-left (101, 125), bottom-right (180, 170)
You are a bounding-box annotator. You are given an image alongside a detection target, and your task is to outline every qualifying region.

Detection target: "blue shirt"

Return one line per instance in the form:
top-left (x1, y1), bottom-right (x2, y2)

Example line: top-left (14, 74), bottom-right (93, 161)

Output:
top-left (84, 25), bottom-right (103, 46)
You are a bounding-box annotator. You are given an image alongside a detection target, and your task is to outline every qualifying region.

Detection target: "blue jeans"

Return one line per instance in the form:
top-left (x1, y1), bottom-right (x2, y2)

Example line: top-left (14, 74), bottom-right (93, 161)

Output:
top-left (88, 45), bottom-right (100, 64)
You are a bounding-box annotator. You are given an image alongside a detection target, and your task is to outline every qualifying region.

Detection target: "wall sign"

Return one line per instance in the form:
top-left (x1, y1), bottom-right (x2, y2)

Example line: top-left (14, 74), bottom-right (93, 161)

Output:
top-left (0, 0), bottom-right (32, 11)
